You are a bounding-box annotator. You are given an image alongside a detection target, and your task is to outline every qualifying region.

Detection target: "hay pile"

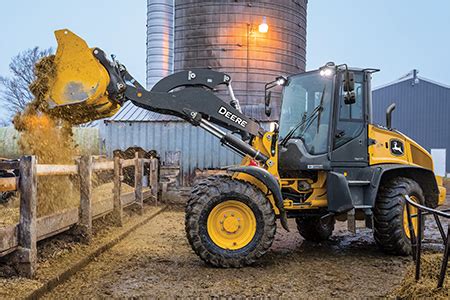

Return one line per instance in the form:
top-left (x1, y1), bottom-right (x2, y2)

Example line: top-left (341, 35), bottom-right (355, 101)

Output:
top-left (395, 253), bottom-right (449, 299)
top-left (0, 207), bottom-right (20, 227)
top-left (13, 56), bottom-right (80, 217)
top-left (0, 183), bottom-right (135, 227)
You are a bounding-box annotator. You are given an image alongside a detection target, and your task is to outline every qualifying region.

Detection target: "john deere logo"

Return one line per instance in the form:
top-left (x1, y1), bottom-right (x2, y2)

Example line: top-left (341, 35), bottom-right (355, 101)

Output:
top-left (390, 139), bottom-right (404, 156)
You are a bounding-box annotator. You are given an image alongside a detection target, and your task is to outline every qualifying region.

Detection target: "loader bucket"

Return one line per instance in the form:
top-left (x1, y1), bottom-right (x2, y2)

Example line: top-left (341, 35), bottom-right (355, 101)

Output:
top-left (44, 29), bottom-right (120, 123)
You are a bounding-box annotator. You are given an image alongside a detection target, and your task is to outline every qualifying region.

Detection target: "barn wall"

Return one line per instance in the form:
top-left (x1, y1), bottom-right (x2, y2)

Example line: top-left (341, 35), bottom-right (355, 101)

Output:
top-left (373, 78), bottom-right (450, 173)
top-left (101, 121), bottom-right (269, 184)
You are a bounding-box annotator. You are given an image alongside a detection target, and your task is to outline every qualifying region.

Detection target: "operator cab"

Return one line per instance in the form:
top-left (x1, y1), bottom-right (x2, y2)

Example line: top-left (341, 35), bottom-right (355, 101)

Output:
top-left (274, 63), bottom-right (379, 177)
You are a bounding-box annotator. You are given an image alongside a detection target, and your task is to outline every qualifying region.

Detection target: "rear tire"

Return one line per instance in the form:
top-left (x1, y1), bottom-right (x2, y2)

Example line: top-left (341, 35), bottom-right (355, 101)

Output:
top-left (373, 177), bottom-right (424, 255)
top-left (185, 175), bottom-right (276, 267)
top-left (296, 216), bottom-right (335, 242)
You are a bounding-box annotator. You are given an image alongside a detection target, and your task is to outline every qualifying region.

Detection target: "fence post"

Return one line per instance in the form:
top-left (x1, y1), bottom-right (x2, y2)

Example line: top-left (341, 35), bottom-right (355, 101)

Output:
top-left (112, 155), bottom-right (123, 226)
top-left (415, 209), bottom-right (423, 281)
top-left (149, 157), bottom-right (159, 204)
top-left (134, 152), bottom-right (144, 214)
top-left (14, 156), bottom-right (37, 278)
top-left (77, 155), bottom-right (93, 243)
top-left (405, 202), bottom-right (418, 261)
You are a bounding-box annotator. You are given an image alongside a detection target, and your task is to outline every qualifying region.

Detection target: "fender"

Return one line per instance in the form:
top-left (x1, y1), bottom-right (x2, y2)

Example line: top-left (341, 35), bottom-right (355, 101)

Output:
top-left (366, 164), bottom-right (440, 208)
top-left (228, 166), bottom-right (289, 231)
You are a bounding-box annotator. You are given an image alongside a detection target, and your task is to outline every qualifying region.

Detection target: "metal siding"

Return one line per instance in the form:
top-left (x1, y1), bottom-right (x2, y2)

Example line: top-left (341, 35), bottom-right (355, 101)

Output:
top-left (101, 121), bottom-right (268, 184)
top-left (373, 78), bottom-right (450, 172)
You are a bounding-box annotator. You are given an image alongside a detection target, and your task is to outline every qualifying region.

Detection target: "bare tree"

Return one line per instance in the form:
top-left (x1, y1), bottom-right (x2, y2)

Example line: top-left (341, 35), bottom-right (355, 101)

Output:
top-left (0, 47), bottom-right (52, 118)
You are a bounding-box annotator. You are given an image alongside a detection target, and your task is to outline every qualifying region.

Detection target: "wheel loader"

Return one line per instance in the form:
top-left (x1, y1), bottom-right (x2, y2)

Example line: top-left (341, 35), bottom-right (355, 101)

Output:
top-left (38, 29), bottom-right (446, 267)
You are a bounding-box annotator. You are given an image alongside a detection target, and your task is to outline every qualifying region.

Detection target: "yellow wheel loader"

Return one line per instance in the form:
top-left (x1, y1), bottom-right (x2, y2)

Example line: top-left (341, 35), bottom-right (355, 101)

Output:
top-left (41, 29), bottom-right (446, 267)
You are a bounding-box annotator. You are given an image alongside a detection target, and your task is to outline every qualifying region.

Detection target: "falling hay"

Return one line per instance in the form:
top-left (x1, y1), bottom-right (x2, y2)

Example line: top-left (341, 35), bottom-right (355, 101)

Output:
top-left (14, 55), bottom-right (80, 217)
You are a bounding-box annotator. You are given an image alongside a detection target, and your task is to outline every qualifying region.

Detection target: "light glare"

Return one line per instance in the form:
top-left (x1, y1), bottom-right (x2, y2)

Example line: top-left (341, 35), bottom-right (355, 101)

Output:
top-left (276, 78), bottom-right (285, 85)
top-left (259, 16), bottom-right (268, 33)
top-left (320, 68), bottom-right (333, 77)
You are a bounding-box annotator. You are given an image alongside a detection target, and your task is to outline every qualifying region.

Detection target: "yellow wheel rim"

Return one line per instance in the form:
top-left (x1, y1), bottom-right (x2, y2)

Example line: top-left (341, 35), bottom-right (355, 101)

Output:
top-left (207, 200), bottom-right (257, 250)
top-left (403, 195), bottom-right (419, 239)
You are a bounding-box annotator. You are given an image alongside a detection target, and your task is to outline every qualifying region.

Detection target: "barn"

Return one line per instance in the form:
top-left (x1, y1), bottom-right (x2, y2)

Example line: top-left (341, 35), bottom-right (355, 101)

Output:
top-left (372, 70), bottom-right (450, 176)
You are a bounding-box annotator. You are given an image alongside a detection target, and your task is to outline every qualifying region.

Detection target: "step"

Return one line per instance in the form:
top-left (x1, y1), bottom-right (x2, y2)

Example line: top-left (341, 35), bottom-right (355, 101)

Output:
top-left (348, 180), bottom-right (371, 186)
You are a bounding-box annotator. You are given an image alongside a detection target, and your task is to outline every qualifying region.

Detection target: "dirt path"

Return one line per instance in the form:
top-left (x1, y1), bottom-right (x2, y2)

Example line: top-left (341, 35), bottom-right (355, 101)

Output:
top-left (44, 209), bottom-right (410, 298)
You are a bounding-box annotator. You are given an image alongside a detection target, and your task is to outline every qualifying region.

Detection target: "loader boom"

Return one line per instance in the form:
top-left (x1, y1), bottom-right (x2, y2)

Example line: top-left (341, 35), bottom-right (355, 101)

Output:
top-left (47, 30), bottom-right (269, 163)
top-left (122, 68), bottom-right (269, 162)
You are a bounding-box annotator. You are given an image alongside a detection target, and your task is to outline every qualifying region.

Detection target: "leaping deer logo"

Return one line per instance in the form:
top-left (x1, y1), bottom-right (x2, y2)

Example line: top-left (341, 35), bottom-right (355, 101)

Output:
top-left (391, 140), bottom-right (404, 155)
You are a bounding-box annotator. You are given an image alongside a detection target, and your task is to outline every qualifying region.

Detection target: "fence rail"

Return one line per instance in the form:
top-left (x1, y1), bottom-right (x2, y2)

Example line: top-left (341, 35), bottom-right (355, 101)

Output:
top-left (404, 195), bottom-right (450, 288)
top-left (0, 152), bottom-right (160, 278)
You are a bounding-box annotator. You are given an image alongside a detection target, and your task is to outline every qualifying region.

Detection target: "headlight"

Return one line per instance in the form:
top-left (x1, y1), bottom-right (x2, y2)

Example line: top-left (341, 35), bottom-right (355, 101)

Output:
top-left (319, 68), bottom-right (334, 77)
top-left (319, 62), bottom-right (336, 77)
top-left (276, 77), bottom-right (286, 85)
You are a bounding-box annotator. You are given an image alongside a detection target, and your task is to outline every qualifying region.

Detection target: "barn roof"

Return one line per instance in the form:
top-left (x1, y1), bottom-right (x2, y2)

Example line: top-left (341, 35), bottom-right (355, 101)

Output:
top-left (106, 101), bottom-right (180, 122)
top-left (374, 70), bottom-right (450, 91)
top-left (105, 101), bottom-right (277, 122)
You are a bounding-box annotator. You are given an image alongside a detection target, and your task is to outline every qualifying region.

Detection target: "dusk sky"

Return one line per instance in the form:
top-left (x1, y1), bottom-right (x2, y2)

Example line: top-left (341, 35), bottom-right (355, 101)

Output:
top-left (1, 0), bottom-right (449, 120)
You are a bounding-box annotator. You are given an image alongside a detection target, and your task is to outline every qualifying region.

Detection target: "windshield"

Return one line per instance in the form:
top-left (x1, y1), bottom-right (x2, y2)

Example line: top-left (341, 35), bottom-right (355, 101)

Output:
top-left (279, 71), bottom-right (334, 155)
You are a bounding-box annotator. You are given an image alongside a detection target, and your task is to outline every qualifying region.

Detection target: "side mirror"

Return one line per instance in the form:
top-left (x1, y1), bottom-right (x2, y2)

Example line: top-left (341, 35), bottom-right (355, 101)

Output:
top-left (265, 91), bottom-right (272, 117)
top-left (264, 75), bottom-right (286, 117)
top-left (343, 71), bottom-right (355, 105)
top-left (386, 103), bottom-right (396, 130)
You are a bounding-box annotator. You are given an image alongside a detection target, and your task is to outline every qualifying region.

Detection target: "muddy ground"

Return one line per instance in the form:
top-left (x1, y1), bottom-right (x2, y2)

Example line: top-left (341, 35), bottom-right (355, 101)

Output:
top-left (43, 209), bottom-right (413, 299)
top-left (0, 205), bottom-right (163, 298)
top-left (1, 197), bottom-right (448, 298)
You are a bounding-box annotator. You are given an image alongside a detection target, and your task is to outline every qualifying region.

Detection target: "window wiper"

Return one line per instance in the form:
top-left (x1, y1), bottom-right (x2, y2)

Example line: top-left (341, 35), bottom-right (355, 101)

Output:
top-left (280, 102), bottom-right (323, 147)
top-left (280, 86), bottom-right (326, 147)
top-left (316, 86), bottom-right (326, 133)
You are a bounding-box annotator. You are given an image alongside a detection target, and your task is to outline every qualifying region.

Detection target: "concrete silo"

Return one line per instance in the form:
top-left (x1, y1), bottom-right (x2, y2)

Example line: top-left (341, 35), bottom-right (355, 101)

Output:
top-left (174, 0), bottom-right (307, 119)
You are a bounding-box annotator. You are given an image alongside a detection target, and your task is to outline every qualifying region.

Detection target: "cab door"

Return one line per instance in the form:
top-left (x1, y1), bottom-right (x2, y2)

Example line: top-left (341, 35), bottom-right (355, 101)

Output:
top-left (331, 72), bottom-right (368, 167)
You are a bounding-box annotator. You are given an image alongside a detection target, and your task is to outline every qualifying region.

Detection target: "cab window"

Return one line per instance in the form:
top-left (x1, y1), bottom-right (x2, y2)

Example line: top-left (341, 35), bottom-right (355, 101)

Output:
top-left (334, 73), bottom-right (365, 149)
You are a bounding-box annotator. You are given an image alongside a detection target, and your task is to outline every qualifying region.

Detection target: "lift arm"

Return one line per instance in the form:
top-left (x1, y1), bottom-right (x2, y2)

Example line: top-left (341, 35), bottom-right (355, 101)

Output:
top-left (93, 48), bottom-right (269, 163)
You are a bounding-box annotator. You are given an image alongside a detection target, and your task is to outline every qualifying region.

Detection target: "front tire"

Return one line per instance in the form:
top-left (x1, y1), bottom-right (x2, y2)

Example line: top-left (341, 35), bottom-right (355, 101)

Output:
top-left (373, 177), bottom-right (424, 255)
top-left (185, 175), bottom-right (276, 267)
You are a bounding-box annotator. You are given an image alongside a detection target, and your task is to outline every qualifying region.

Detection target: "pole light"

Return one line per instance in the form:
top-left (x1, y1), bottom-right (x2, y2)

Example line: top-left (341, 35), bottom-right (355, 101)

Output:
top-left (258, 16), bottom-right (268, 33)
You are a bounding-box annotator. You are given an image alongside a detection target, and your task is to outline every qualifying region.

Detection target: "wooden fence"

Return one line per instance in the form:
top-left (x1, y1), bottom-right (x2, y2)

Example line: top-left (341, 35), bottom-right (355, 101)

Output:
top-left (0, 153), bottom-right (159, 278)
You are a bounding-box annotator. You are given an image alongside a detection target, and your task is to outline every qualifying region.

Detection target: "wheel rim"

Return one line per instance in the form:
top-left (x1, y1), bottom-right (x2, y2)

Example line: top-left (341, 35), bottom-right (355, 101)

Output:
top-left (403, 195), bottom-right (419, 239)
top-left (207, 200), bottom-right (257, 250)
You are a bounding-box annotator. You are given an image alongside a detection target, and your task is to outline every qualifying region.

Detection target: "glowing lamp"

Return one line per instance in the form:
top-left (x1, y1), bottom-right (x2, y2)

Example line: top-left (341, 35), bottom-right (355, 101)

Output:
top-left (258, 16), bottom-right (268, 33)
